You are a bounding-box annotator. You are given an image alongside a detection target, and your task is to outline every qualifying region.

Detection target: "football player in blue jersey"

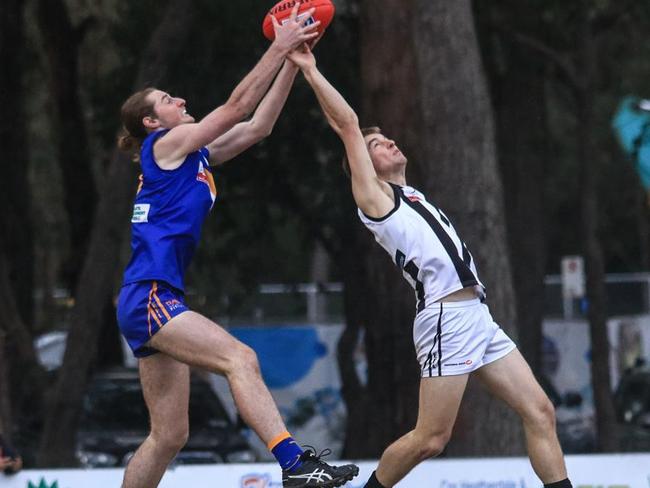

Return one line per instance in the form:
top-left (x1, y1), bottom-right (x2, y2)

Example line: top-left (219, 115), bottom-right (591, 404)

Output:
top-left (115, 5), bottom-right (358, 488)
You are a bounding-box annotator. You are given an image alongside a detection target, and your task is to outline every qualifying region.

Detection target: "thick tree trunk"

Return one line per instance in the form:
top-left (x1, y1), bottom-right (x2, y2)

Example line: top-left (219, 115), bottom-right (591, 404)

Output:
top-left (36, 0), bottom-right (195, 466)
top-left (411, 0), bottom-right (523, 455)
top-left (36, 0), bottom-right (97, 288)
top-left (0, 0), bottom-right (34, 327)
top-left (349, 0), bottom-right (423, 457)
top-left (481, 3), bottom-right (549, 375)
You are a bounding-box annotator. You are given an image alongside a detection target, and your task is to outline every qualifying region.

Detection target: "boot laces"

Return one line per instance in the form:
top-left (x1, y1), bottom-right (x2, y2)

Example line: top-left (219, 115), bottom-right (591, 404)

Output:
top-left (301, 445), bottom-right (332, 465)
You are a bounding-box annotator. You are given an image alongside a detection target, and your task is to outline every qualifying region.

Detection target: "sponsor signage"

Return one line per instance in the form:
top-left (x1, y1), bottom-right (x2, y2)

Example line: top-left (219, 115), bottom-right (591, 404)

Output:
top-left (3, 454), bottom-right (648, 488)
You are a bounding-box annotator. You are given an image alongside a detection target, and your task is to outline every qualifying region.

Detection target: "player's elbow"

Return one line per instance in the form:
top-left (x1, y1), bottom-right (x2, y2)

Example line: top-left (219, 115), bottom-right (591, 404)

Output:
top-left (251, 119), bottom-right (274, 139)
top-left (338, 111), bottom-right (359, 132)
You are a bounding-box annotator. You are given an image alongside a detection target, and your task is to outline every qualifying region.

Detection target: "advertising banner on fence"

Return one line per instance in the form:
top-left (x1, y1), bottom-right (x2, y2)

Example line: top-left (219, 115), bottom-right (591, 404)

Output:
top-left (5, 454), bottom-right (650, 488)
top-left (207, 325), bottom-right (350, 460)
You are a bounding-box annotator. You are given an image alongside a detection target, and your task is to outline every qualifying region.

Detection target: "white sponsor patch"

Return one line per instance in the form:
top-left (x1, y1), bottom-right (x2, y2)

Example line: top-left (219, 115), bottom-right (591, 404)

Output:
top-left (131, 203), bottom-right (150, 223)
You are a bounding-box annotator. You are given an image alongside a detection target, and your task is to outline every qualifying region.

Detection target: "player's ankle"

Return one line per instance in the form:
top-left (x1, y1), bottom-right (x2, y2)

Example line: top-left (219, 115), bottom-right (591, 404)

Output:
top-left (544, 479), bottom-right (572, 488)
top-left (364, 471), bottom-right (388, 488)
top-left (267, 431), bottom-right (304, 472)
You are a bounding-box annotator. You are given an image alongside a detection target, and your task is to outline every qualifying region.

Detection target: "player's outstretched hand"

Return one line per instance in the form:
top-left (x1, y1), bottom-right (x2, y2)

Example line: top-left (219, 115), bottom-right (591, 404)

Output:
top-left (288, 42), bottom-right (317, 71)
top-left (272, 2), bottom-right (321, 53)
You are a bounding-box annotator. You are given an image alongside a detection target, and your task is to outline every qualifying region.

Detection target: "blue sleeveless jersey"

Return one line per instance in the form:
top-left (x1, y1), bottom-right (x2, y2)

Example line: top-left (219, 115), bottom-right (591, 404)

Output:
top-left (122, 129), bottom-right (217, 291)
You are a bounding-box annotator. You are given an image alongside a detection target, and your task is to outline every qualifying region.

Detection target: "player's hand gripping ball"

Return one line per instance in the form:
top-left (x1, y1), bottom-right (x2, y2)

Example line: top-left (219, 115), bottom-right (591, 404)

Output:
top-left (263, 0), bottom-right (335, 41)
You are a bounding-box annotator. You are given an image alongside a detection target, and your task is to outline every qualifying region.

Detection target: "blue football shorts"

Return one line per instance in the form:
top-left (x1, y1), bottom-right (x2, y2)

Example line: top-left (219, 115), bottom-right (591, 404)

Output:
top-left (117, 280), bottom-right (189, 357)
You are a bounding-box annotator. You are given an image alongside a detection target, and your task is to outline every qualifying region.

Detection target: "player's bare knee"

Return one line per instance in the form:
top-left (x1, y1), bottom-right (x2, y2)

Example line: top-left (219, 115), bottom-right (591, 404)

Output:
top-left (413, 431), bottom-right (450, 460)
top-left (524, 395), bottom-right (556, 433)
top-left (227, 343), bottom-right (261, 377)
top-left (153, 422), bottom-right (189, 455)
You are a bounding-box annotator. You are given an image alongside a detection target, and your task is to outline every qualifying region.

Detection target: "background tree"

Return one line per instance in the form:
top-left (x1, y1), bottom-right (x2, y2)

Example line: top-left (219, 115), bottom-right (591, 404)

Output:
top-left (4, 0), bottom-right (650, 465)
top-left (37, 0), bottom-right (196, 466)
top-left (0, 0), bottom-right (34, 328)
top-left (411, 0), bottom-right (523, 456)
top-left (0, 0), bottom-right (45, 456)
top-left (476, 0), bottom-right (549, 376)
top-left (475, 0), bottom-right (650, 452)
top-left (36, 0), bottom-right (97, 287)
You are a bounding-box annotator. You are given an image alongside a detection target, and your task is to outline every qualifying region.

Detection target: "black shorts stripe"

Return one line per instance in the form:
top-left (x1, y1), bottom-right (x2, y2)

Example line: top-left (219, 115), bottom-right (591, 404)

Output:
top-left (393, 185), bottom-right (478, 288)
top-left (437, 303), bottom-right (443, 376)
top-left (422, 302), bottom-right (444, 377)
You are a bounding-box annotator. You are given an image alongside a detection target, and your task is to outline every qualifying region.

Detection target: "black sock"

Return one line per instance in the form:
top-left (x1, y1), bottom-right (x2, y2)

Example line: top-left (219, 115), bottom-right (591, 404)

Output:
top-left (544, 479), bottom-right (572, 488)
top-left (364, 471), bottom-right (387, 488)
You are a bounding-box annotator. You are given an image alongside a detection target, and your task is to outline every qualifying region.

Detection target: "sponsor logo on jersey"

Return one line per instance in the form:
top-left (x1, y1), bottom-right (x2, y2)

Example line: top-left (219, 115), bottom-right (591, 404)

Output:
top-left (165, 299), bottom-right (183, 311)
top-left (131, 203), bottom-right (150, 223)
top-left (196, 169), bottom-right (209, 184)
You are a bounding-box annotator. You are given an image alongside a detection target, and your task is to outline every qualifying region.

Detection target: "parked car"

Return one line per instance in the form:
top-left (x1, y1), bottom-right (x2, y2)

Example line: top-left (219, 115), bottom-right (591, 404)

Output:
top-left (76, 369), bottom-right (256, 467)
top-left (614, 363), bottom-right (650, 451)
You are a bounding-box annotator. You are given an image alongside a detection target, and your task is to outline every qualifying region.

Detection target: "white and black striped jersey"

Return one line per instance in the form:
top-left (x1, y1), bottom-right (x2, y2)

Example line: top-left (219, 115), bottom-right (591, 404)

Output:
top-left (358, 183), bottom-right (485, 313)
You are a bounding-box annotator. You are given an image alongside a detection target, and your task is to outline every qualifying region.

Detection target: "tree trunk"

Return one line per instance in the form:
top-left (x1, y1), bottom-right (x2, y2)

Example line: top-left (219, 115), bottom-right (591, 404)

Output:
top-left (0, 252), bottom-right (47, 455)
top-left (0, 0), bottom-right (44, 453)
top-left (337, 221), bottom-right (373, 457)
top-left (576, 12), bottom-right (620, 452)
top-left (36, 0), bottom-right (97, 288)
top-left (0, 0), bottom-right (34, 327)
top-left (349, 0), bottom-right (423, 457)
top-left (411, 0), bottom-right (524, 455)
top-left (37, 0), bottom-right (195, 466)
top-left (481, 2), bottom-right (549, 375)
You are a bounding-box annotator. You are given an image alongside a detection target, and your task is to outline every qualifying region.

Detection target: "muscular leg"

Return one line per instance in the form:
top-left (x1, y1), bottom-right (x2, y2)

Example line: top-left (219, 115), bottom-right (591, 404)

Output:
top-left (374, 374), bottom-right (469, 487)
top-left (122, 354), bottom-right (190, 488)
top-left (474, 349), bottom-right (568, 483)
top-left (148, 311), bottom-right (286, 444)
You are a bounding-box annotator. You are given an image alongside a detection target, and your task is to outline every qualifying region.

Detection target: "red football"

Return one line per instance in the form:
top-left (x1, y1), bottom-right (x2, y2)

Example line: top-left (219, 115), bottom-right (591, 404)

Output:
top-left (262, 0), bottom-right (335, 41)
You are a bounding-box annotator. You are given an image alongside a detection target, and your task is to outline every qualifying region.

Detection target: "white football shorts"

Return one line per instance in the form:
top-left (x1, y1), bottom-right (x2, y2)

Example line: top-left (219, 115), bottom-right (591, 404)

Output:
top-left (414, 298), bottom-right (516, 377)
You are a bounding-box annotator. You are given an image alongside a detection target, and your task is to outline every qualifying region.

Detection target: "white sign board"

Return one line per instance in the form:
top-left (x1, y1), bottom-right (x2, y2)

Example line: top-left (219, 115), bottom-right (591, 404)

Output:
top-left (4, 454), bottom-right (649, 488)
top-left (561, 255), bottom-right (585, 299)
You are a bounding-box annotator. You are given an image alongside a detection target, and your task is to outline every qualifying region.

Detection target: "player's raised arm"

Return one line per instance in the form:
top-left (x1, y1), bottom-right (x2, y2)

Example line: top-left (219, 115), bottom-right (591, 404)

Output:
top-left (153, 3), bottom-right (320, 168)
top-left (207, 60), bottom-right (299, 165)
top-left (289, 47), bottom-right (394, 218)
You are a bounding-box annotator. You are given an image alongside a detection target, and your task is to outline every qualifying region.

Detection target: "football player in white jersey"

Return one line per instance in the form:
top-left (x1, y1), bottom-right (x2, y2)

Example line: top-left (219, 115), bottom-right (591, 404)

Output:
top-left (288, 46), bottom-right (572, 488)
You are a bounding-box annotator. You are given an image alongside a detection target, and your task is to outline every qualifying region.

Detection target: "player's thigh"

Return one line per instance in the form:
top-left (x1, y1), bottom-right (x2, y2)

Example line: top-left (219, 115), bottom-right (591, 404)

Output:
top-left (473, 348), bottom-right (549, 416)
top-left (147, 310), bottom-right (249, 373)
top-left (416, 374), bottom-right (469, 436)
top-left (139, 353), bottom-right (190, 432)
